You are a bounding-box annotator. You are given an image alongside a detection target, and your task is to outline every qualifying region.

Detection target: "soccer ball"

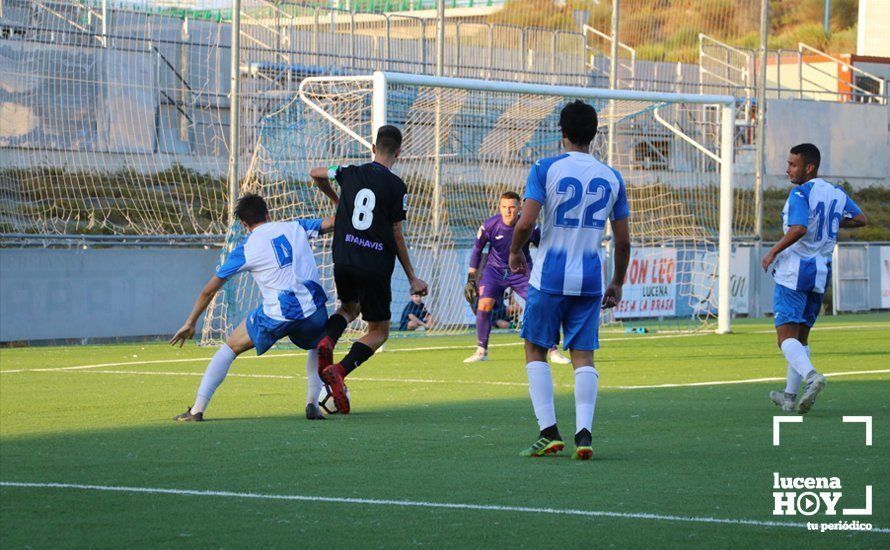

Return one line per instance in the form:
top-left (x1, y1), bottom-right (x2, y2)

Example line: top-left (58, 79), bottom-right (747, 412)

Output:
top-left (319, 384), bottom-right (351, 414)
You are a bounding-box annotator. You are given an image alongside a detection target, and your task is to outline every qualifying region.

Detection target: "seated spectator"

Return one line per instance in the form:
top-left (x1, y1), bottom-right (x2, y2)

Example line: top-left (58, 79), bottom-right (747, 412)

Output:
top-left (399, 292), bottom-right (433, 331)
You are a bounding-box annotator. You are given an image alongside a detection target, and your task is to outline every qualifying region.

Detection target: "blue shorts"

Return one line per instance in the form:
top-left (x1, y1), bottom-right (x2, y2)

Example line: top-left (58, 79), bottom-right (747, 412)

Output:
top-left (520, 286), bottom-right (602, 351)
top-left (773, 284), bottom-right (823, 328)
top-left (246, 305), bottom-right (327, 355)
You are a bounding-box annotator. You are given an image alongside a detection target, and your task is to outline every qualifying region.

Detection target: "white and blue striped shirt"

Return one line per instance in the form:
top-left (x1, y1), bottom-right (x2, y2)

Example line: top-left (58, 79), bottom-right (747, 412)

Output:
top-left (772, 178), bottom-right (861, 294)
top-left (524, 152), bottom-right (629, 297)
top-left (216, 220), bottom-right (327, 321)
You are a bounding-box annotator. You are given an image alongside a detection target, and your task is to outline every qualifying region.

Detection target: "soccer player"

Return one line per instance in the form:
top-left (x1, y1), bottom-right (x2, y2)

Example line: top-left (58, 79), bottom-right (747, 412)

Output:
top-left (463, 192), bottom-right (570, 365)
top-left (169, 194), bottom-right (334, 421)
top-left (509, 100), bottom-right (630, 460)
top-left (310, 125), bottom-right (428, 414)
top-left (762, 143), bottom-right (867, 414)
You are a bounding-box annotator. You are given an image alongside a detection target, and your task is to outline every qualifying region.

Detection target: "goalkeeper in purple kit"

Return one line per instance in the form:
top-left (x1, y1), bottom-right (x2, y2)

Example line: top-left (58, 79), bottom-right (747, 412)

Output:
top-left (463, 191), bottom-right (570, 365)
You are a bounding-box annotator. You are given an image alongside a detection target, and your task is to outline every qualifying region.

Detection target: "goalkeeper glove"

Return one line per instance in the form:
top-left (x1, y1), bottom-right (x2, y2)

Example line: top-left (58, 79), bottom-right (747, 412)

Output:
top-left (464, 274), bottom-right (478, 305)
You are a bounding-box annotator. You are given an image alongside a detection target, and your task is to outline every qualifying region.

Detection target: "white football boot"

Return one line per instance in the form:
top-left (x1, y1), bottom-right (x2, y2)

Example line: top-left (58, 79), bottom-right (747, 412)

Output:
top-left (796, 373), bottom-right (826, 415)
top-left (463, 347), bottom-right (489, 363)
top-left (548, 348), bottom-right (571, 364)
top-left (769, 390), bottom-right (795, 413)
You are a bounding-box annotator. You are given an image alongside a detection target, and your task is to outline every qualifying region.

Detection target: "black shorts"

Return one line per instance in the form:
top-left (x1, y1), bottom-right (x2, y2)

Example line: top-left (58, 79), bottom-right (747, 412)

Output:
top-left (334, 264), bottom-right (393, 322)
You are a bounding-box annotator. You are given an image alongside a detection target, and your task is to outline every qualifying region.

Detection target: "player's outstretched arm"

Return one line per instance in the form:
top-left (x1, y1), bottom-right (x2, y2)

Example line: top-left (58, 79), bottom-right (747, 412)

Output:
top-left (392, 221), bottom-right (428, 296)
top-left (603, 217), bottom-right (631, 309)
top-left (170, 275), bottom-right (226, 347)
top-left (310, 166), bottom-right (339, 206)
top-left (509, 199), bottom-right (541, 274)
top-left (761, 225), bottom-right (807, 271)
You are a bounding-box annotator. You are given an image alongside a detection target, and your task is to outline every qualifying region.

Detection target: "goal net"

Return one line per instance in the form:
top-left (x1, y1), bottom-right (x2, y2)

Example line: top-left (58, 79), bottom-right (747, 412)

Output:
top-left (201, 72), bottom-right (742, 344)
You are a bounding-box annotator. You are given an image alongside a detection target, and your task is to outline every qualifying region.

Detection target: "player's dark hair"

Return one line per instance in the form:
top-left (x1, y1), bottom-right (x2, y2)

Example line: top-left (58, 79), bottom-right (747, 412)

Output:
top-left (559, 100), bottom-right (598, 147)
top-left (234, 193), bottom-right (269, 225)
top-left (790, 143), bottom-right (821, 171)
top-left (500, 191), bottom-right (521, 202)
top-left (375, 125), bottom-right (403, 155)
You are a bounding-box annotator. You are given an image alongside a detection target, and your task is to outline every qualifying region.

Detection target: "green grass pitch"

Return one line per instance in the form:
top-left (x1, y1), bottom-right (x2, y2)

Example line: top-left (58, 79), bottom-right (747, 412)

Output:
top-left (1, 314), bottom-right (888, 547)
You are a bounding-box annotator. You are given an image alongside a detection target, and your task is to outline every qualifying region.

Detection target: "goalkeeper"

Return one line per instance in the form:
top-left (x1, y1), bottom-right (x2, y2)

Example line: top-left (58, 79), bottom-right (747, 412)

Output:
top-left (463, 191), bottom-right (569, 364)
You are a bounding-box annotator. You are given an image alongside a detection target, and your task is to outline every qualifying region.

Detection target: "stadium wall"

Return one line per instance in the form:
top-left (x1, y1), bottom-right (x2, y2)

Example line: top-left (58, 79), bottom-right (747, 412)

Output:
top-left (2, 244), bottom-right (888, 343)
top-left (762, 99), bottom-right (889, 189)
top-left (0, 247), bottom-right (218, 342)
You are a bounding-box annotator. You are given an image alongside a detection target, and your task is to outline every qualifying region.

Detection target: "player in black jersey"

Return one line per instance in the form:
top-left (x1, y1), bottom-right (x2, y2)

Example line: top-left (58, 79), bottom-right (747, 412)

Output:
top-left (310, 125), bottom-right (428, 414)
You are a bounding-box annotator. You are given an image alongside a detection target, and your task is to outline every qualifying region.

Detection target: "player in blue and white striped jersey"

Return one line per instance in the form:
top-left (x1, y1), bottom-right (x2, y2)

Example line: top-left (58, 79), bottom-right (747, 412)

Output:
top-left (762, 143), bottom-right (867, 414)
top-left (509, 100), bottom-right (631, 460)
top-left (169, 194), bottom-right (334, 421)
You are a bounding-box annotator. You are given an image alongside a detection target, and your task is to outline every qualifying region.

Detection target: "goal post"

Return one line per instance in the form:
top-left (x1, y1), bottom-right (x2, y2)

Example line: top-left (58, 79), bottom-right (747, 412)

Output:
top-left (200, 71), bottom-right (737, 345)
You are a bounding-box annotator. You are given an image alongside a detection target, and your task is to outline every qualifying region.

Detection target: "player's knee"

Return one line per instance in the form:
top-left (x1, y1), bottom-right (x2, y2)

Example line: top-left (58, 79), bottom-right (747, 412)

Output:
top-left (570, 350), bottom-right (594, 368)
top-left (225, 335), bottom-right (250, 355)
top-left (368, 321), bottom-right (390, 338)
top-left (478, 298), bottom-right (495, 312)
top-left (339, 302), bottom-right (360, 320)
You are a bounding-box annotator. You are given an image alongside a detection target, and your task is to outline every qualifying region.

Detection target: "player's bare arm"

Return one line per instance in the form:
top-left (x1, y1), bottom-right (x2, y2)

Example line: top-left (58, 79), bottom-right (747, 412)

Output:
top-left (761, 225), bottom-right (807, 271)
top-left (840, 212), bottom-right (868, 229)
top-left (393, 220), bottom-right (428, 296)
top-left (319, 215), bottom-right (335, 235)
top-left (509, 199), bottom-right (541, 275)
top-left (310, 166), bottom-right (339, 206)
top-left (603, 217), bottom-right (630, 309)
top-left (170, 275), bottom-right (226, 347)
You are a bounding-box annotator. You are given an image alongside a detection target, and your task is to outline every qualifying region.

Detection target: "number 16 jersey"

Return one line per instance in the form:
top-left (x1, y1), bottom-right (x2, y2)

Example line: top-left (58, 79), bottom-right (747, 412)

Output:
top-left (329, 162), bottom-right (408, 275)
top-left (524, 151), bottom-right (629, 297)
top-left (772, 178), bottom-right (861, 294)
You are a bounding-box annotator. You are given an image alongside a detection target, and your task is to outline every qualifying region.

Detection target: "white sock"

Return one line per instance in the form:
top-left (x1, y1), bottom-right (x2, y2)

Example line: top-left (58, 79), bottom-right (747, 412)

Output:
top-left (305, 349), bottom-right (322, 405)
top-left (784, 346), bottom-right (810, 394)
top-left (191, 344), bottom-right (236, 414)
top-left (784, 365), bottom-right (802, 395)
top-left (574, 366), bottom-right (599, 434)
top-left (525, 361), bottom-right (556, 430)
top-left (780, 338), bottom-right (815, 380)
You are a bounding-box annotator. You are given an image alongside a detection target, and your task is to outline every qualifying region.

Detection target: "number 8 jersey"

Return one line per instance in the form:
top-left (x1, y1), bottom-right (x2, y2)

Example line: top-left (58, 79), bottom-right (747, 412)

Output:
top-left (524, 151), bottom-right (630, 297)
top-left (328, 162), bottom-right (408, 274)
top-left (773, 178), bottom-right (862, 293)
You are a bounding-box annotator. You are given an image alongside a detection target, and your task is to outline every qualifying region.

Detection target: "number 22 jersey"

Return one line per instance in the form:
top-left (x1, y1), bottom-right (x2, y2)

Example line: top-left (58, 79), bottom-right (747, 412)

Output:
top-left (329, 162), bottom-right (408, 274)
top-left (524, 151), bottom-right (629, 297)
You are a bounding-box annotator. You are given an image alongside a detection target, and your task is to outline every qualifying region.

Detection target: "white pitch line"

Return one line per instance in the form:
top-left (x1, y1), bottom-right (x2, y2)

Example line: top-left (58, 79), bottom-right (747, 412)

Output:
top-left (746, 323), bottom-right (890, 334)
top-left (0, 334), bottom-right (689, 374)
top-left (611, 369), bottom-right (890, 390)
top-left (1, 322), bottom-right (887, 375)
top-left (9, 367), bottom-right (890, 391)
top-left (7, 481), bottom-right (885, 533)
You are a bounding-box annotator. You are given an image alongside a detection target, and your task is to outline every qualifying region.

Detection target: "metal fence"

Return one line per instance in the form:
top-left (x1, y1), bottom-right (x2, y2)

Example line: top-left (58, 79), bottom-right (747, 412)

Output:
top-left (1, 0), bottom-right (886, 245)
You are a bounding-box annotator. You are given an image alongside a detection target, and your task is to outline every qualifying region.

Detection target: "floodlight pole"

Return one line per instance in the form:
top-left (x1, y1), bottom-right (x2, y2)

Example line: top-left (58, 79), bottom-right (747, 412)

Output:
top-left (227, 0), bottom-right (242, 227)
top-left (607, 0), bottom-right (620, 166)
top-left (753, 0), bottom-right (769, 317)
top-left (605, 0), bottom-right (620, 307)
top-left (433, 0), bottom-right (445, 237)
